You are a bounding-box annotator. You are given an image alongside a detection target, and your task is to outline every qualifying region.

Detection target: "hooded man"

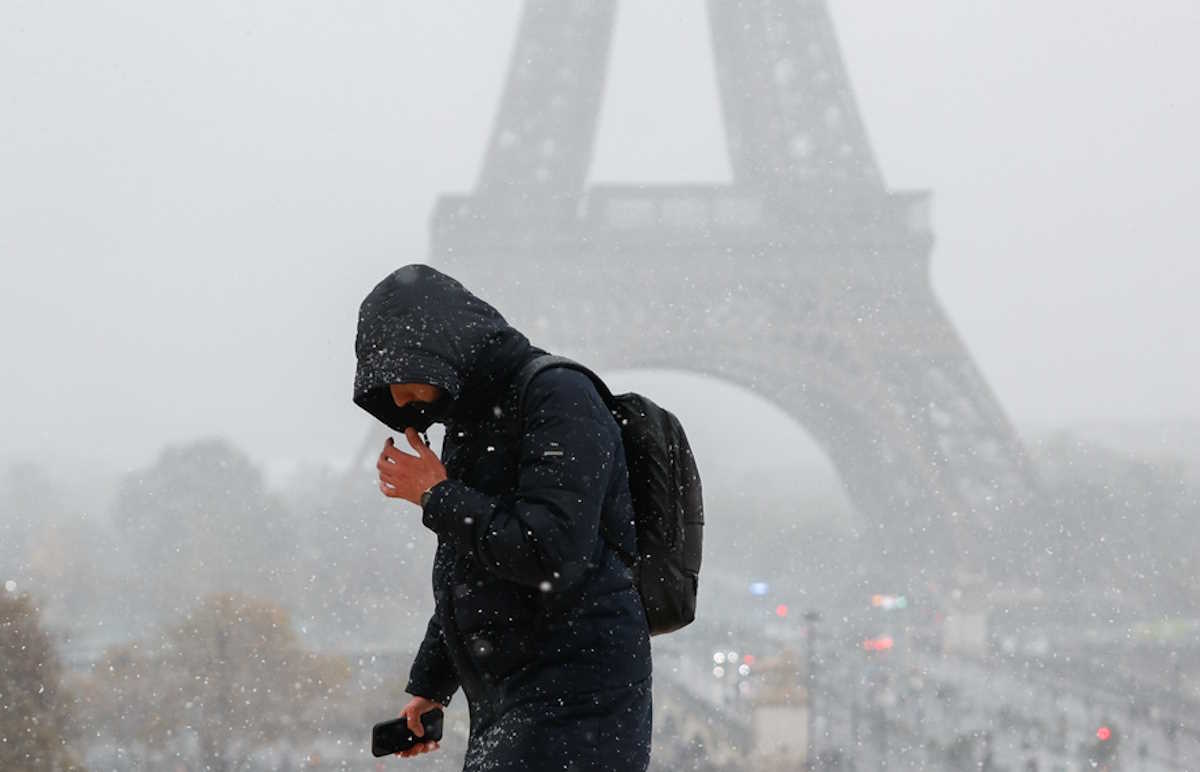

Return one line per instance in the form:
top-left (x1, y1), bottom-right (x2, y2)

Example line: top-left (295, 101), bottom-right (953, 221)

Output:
top-left (353, 264), bottom-right (652, 771)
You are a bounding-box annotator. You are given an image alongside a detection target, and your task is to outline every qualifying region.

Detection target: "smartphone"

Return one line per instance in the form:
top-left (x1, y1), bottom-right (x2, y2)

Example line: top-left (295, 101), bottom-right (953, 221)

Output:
top-left (371, 709), bottom-right (444, 757)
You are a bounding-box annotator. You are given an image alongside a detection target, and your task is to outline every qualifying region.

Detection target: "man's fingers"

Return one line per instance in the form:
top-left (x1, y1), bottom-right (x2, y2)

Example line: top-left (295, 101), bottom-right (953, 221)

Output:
top-left (377, 451), bottom-right (417, 474)
top-left (406, 708), bottom-right (424, 738)
top-left (377, 464), bottom-right (408, 489)
top-left (404, 427), bottom-right (429, 457)
top-left (397, 741), bottom-right (437, 758)
top-left (381, 441), bottom-right (417, 465)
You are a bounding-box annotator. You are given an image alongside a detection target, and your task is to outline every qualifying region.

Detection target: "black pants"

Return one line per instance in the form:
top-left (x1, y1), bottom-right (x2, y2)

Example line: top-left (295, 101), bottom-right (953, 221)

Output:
top-left (462, 677), bottom-right (652, 772)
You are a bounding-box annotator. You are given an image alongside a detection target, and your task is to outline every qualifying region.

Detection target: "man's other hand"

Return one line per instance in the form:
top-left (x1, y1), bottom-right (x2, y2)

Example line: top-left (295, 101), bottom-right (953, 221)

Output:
top-left (377, 428), bottom-right (448, 505)
top-left (396, 695), bottom-right (444, 759)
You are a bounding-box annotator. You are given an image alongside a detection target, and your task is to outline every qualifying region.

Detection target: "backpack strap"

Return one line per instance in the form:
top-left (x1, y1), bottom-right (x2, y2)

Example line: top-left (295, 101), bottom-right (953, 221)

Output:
top-left (514, 354), bottom-right (615, 410)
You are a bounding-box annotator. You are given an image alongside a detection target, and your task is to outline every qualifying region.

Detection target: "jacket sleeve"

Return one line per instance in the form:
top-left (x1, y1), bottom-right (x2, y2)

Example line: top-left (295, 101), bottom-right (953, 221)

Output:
top-left (420, 369), bottom-right (617, 592)
top-left (404, 613), bottom-right (459, 707)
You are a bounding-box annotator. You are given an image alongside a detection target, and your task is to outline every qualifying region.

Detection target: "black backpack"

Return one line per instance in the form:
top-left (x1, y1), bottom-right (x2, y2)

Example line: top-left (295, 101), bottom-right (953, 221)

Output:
top-left (514, 354), bottom-right (703, 636)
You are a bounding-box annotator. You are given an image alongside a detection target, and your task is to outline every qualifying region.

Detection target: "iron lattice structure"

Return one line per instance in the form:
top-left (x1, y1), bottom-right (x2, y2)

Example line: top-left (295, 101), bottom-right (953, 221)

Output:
top-left (427, 0), bottom-right (1043, 580)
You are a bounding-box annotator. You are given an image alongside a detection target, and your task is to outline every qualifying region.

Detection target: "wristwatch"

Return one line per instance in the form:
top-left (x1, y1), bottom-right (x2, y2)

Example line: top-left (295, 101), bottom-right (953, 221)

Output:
top-left (420, 484), bottom-right (437, 509)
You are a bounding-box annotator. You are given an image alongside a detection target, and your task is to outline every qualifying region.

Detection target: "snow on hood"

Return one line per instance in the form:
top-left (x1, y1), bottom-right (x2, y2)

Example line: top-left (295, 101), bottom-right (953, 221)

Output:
top-left (353, 264), bottom-right (511, 431)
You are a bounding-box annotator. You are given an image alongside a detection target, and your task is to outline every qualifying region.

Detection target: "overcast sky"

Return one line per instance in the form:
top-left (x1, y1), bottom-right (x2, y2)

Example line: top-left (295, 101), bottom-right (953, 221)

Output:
top-left (2, 1), bottom-right (1197, 482)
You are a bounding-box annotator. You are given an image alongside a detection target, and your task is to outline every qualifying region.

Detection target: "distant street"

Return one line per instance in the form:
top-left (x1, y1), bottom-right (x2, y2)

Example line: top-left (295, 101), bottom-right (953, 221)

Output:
top-left (646, 569), bottom-right (1200, 770)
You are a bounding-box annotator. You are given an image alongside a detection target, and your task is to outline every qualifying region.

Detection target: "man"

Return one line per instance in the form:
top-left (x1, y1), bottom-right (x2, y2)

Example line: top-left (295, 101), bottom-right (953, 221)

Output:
top-left (353, 264), bottom-right (652, 771)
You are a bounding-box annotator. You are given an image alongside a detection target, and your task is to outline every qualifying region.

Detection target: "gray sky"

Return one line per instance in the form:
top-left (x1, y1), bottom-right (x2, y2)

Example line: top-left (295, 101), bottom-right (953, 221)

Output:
top-left (2, 0), bottom-right (1198, 482)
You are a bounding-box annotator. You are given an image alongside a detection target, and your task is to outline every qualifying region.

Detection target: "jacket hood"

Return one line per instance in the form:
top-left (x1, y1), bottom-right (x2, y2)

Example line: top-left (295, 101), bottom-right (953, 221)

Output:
top-left (353, 264), bottom-right (539, 430)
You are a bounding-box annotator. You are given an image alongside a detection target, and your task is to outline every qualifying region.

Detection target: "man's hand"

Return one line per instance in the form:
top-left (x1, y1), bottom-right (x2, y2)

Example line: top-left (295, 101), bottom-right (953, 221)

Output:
top-left (377, 428), bottom-right (448, 505)
top-left (396, 695), bottom-right (444, 759)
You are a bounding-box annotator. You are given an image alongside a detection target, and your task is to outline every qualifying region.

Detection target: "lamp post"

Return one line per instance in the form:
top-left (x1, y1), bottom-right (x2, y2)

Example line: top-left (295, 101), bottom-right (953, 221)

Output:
top-left (804, 610), bottom-right (821, 769)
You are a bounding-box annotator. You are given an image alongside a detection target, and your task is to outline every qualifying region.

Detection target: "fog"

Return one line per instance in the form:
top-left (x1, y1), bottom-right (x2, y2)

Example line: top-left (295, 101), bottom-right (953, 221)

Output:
top-left (4, 0), bottom-right (1198, 475)
top-left (2, 1), bottom-right (1199, 770)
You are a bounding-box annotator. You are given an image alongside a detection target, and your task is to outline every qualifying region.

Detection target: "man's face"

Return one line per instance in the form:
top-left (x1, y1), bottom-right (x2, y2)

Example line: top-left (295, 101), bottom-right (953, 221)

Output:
top-left (389, 383), bottom-right (442, 408)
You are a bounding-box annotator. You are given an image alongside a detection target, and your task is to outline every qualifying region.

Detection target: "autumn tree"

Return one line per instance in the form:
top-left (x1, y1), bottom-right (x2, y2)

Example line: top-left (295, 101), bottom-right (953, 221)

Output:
top-left (0, 590), bottom-right (79, 771)
top-left (87, 592), bottom-right (349, 771)
top-left (78, 648), bottom-right (177, 765)
top-left (110, 438), bottom-right (298, 626)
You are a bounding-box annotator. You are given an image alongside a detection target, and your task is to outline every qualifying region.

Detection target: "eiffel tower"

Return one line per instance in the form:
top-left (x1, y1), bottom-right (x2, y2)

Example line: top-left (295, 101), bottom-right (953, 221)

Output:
top-left (427, 0), bottom-right (1043, 582)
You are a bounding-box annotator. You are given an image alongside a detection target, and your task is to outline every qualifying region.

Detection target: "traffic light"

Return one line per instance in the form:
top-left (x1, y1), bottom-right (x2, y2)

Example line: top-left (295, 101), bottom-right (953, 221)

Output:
top-left (1090, 723), bottom-right (1118, 764)
top-left (862, 636), bottom-right (894, 652)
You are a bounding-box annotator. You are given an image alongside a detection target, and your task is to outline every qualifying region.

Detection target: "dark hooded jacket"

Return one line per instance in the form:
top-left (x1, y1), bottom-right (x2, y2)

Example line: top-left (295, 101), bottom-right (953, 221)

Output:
top-left (353, 265), bottom-right (652, 745)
